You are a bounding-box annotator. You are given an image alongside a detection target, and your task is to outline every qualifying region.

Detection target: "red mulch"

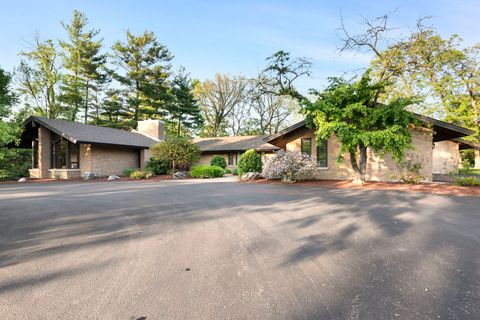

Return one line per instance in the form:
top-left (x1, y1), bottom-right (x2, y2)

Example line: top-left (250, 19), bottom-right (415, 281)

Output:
top-left (0, 175), bottom-right (176, 185)
top-left (251, 179), bottom-right (480, 197)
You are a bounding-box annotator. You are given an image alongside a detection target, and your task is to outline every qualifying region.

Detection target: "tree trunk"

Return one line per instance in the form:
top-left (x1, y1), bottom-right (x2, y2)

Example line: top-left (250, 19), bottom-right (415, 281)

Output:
top-left (349, 144), bottom-right (368, 185)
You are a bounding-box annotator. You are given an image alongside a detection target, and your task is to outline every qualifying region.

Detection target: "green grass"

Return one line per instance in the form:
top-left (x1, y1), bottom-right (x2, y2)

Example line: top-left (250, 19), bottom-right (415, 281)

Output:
top-left (458, 168), bottom-right (480, 175)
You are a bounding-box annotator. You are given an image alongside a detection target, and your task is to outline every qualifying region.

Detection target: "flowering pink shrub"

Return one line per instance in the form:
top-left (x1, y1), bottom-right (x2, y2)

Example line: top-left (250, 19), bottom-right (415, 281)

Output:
top-left (261, 150), bottom-right (318, 183)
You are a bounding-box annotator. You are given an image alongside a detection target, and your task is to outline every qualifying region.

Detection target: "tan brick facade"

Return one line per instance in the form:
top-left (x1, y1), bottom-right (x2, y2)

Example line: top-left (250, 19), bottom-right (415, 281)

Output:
top-left (38, 126), bottom-right (51, 178)
top-left (283, 128), bottom-right (433, 182)
top-left (432, 140), bottom-right (460, 174)
top-left (81, 145), bottom-right (140, 176)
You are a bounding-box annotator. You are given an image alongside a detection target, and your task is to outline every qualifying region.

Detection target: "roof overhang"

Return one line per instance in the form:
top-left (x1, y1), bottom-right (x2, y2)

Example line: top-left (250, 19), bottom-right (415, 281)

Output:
top-left (452, 138), bottom-right (480, 150)
top-left (265, 115), bottom-right (475, 144)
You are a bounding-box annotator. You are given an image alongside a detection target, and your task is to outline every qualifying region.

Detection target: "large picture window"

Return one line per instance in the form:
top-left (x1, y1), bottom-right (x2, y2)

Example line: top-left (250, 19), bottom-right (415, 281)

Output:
top-left (301, 138), bottom-right (312, 155)
top-left (316, 139), bottom-right (328, 167)
top-left (50, 133), bottom-right (80, 169)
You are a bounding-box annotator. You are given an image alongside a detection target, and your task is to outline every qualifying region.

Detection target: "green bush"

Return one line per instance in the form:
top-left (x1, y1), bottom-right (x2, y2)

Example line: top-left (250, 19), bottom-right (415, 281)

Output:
top-left (238, 149), bottom-right (262, 175)
top-left (0, 148), bottom-right (31, 180)
top-left (129, 170), bottom-right (155, 179)
top-left (224, 168), bottom-right (231, 174)
top-left (210, 155), bottom-right (227, 169)
top-left (453, 176), bottom-right (480, 186)
top-left (190, 165), bottom-right (225, 178)
top-left (233, 168), bottom-right (238, 175)
top-left (122, 167), bottom-right (136, 177)
top-left (146, 157), bottom-right (169, 175)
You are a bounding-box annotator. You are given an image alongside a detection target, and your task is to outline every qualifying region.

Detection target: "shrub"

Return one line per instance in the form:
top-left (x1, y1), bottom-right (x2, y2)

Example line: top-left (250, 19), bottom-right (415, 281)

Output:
top-left (238, 149), bottom-right (262, 175)
top-left (146, 157), bottom-right (169, 175)
top-left (130, 170), bottom-right (147, 179)
top-left (210, 155), bottom-right (226, 169)
top-left (233, 168), bottom-right (238, 175)
top-left (453, 176), bottom-right (480, 186)
top-left (261, 150), bottom-right (317, 183)
top-left (224, 168), bottom-right (231, 174)
top-left (151, 138), bottom-right (200, 177)
top-left (122, 167), bottom-right (136, 177)
top-left (190, 165), bottom-right (225, 178)
top-left (0, 148), bottom-right (32, 180)
top-left (129, 170), bottom-right (155, 180)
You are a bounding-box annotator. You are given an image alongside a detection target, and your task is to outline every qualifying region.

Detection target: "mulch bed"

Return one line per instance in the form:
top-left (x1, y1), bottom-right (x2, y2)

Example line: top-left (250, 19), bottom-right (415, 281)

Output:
top-left (250, 179), bottom-right (480, 197)
top-left (0, 175), bottom-right (176, 185)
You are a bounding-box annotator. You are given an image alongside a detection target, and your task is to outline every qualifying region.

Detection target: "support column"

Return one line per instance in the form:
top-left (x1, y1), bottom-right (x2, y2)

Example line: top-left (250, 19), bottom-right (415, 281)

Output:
top-left (38, 126), bottom-right (51, 178)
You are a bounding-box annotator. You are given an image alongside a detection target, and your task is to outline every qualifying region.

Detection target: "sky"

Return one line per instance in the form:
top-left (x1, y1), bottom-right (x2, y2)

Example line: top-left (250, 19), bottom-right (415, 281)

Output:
top-left (1, 0), bottom-right (479, 94)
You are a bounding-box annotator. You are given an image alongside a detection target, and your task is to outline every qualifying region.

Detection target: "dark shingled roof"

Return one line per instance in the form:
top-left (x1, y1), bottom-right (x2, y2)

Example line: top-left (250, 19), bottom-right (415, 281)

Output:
top-left (192, 135), bottom-right (280, 152)
top-left (23, 116), bottom-right (158, 148)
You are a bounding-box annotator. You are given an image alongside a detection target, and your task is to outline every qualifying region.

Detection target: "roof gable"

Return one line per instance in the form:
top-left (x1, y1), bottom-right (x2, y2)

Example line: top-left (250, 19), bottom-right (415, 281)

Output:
top-left (23, 116), bottom-right (158, 148)
top-left (193, 135), bottom-right (280, 152)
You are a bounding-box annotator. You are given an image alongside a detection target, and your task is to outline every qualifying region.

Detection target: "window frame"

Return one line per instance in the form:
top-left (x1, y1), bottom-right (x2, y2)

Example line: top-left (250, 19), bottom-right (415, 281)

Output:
top-left (228, 153), bottom-right (234, 166)
top-left (316, 139), bottom-right (328, 168)
top-left (301, 138), bottom-right (312, 155)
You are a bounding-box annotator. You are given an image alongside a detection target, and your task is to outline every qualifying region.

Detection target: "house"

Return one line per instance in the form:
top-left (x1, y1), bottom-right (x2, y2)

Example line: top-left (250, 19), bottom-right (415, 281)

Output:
top-left (15, 116), bottom-right (163, 179)
top-left (453, 139), bottom-right (480, 169)
top-left (192, 135), bottom-right (279, 169)
top-left (263, 115), bottom-right (474, 181)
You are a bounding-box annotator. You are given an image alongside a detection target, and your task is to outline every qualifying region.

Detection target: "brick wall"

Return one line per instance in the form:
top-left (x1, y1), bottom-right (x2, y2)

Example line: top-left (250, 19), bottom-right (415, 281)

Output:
top-left (432, 140), bottom-right (460, 174)
top-left (80, 144), bottom-right (140, 176)
top-left (284, 128), bottom-right (433, 182)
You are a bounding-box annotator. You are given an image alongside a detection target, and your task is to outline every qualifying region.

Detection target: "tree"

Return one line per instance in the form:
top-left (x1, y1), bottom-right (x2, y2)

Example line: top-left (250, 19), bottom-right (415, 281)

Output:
top-left (150, 138), bottom-right (200, 177)
top-left (59, 10), bottom-right (107, 123)
top-left (257, 50), bottom-right (312, 100)
top-left (0, 67), bottom-right (18, 146)
top-left (99, 89), bottom-right (127, 128)
top-left (303, 71), bottom-right (418, 184)
top-left (111, 30), bottom-right (173, 128)
top-left (166, 68), bottom-right (203, 137)
top-left (195, 74), bottom-right (248, 137)
top-left (17, 36), bottom-right (62, 118)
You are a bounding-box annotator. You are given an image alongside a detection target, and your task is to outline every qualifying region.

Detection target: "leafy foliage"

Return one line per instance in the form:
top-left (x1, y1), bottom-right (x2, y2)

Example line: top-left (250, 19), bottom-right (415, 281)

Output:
top-left (453, 176), bottom-right (480, 186)
top-left (262, 150), bottom-right (317, 183)
top-left (151, 138), bottom-right (200, 176)
top-left (237, 149), bottom-right (262, 175)
top-left (0, 148), bottom-right (31, 180)
top-left (122, 167), bottom-right (136, 177)
top-left (210, 155), bottom-right (226, 169)
top-left (190, 165), bottom-right (225, 178)
top-left (303, 71), bottom-right (419, 183)
top-left (130, 170), bottom-right (154, 180)
top-left (145, 157), bottom-right (169, 175)
top-left (396, 159), bottom-right (423, 184)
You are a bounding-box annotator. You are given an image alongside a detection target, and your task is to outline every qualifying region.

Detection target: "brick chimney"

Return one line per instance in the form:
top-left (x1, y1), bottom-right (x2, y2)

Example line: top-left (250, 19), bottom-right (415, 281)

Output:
top-left (137, 119), bottom-right (165, 141)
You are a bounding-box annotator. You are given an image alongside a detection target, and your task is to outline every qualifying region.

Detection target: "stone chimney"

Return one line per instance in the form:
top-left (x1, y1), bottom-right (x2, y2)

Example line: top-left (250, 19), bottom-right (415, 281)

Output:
top-left (137, 119), bottom-right (165, 141)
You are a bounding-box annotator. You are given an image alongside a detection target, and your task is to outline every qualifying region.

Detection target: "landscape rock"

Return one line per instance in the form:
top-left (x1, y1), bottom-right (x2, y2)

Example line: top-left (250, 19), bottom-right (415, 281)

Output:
top-left (107, 175), bottom-right (120, 181)
top-left (240, 172), bottom-right (260, 181)
top-left (18, 177), bottom-right (27, 183)
top-left (174, 171), bottom-right (187, 179)
top-left (83, 172), bottom-right (96, 180)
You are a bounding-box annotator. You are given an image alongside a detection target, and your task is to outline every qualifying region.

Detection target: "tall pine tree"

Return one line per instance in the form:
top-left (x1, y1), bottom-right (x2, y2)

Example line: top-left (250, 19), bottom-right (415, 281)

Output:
top-left (111, 30), bottom-right (172, 128)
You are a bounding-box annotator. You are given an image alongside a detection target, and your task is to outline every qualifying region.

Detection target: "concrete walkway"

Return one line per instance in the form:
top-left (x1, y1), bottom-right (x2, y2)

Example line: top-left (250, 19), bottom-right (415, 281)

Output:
top-left (0, 178), bottom-right (479, 319)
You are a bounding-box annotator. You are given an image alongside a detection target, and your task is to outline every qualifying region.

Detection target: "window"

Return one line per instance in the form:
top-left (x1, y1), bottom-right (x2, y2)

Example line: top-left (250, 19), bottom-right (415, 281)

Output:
top-left (228, 153), bottom-right (234, 166)
top-left (316, 139), bottom-right (328, 167)
top-left (50, 133), bottom-right (80, 169)
top-left (32, 139), bottom-right (39, 168)
top-left (301, 138), bottom-right (312, 155)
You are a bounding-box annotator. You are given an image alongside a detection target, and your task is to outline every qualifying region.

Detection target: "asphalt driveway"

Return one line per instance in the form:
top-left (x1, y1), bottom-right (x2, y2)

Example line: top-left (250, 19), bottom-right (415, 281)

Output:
top-left (0, 177), bottom-right (479, 319)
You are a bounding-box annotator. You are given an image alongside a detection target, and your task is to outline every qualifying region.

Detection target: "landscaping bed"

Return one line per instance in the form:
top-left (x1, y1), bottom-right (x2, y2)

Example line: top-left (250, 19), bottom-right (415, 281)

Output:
top-left (248, 178), bottom-right (480, 197)
top-left (0, 175), bottom-right (175, 185)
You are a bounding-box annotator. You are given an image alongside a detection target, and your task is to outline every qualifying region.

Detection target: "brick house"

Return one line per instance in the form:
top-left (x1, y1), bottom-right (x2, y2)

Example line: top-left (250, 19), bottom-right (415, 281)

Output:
top-left (16, 116), bottom-right (164, 179)
top-left (193, 114), bottom-right (474, 182)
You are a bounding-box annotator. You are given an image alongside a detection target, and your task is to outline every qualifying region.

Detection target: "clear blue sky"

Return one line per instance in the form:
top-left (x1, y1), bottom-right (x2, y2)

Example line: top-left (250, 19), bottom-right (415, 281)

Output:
top-left (1, 0), bottom-right (479, 94)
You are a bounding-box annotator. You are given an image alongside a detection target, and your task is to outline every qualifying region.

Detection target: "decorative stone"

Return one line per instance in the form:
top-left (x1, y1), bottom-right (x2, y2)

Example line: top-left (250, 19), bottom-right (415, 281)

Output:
top-left (18, 177), bottom-right (27, 183)
top-left (240, 172), bottom-right (260, 181)
top-left (174, 171), bottom-right (187, 179)
top-left (83, 172), bottom-right (96, 180)
top-left (107, 175), bottom-right (120, 181)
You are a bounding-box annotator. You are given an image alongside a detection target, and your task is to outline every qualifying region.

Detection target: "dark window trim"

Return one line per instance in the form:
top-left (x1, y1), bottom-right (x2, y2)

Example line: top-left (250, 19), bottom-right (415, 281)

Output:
top-left (316, 139), bottom-right (328, 168)
top-left (228, 153), bottom-right (234, 166)
top-left (301, 138), bottom-right (312, 155)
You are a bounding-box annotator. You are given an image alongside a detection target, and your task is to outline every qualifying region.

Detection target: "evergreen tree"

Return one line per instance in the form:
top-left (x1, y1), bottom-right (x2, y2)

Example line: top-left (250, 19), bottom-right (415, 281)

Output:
top-left (59, 10), bottom-right (106, 123)
top-left (166, 69), bottom-right (203, 137)
top-left (111, 30), bottom-right (173, 128)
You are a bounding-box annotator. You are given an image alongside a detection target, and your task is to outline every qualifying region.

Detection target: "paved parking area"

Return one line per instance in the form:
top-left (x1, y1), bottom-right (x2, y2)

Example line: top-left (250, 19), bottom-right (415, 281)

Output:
top-left (0, 178), bottom-right (479, 319)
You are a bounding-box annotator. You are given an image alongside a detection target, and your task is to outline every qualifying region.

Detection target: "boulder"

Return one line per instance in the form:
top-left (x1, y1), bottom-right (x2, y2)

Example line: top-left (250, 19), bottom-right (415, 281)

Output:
top-left (107, 175), bottom-right (120, 181)
top-left (18, 177), bottom-right (27, 183)
top-left (240, 172), bottom-right (260, 181)
top-left (174, 171), bottom-right (187, 179)
top-left (83, 172), bottom-right (96, 180)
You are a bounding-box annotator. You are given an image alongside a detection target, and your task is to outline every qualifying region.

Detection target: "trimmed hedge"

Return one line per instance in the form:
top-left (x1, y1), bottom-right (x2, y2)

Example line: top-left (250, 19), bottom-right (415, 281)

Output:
top-left (210, 155), bottom-right (227, 169)
top-left (122, 167), bottom-right (136, 177)
top-left (190, 165), bottom-right (225, 178)
top-left (238, 149), bottom-right (262, 175)
top-left (146, 157), bottom-right (170, 175)
top-left (130, 170), bottom-right (155, 180)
